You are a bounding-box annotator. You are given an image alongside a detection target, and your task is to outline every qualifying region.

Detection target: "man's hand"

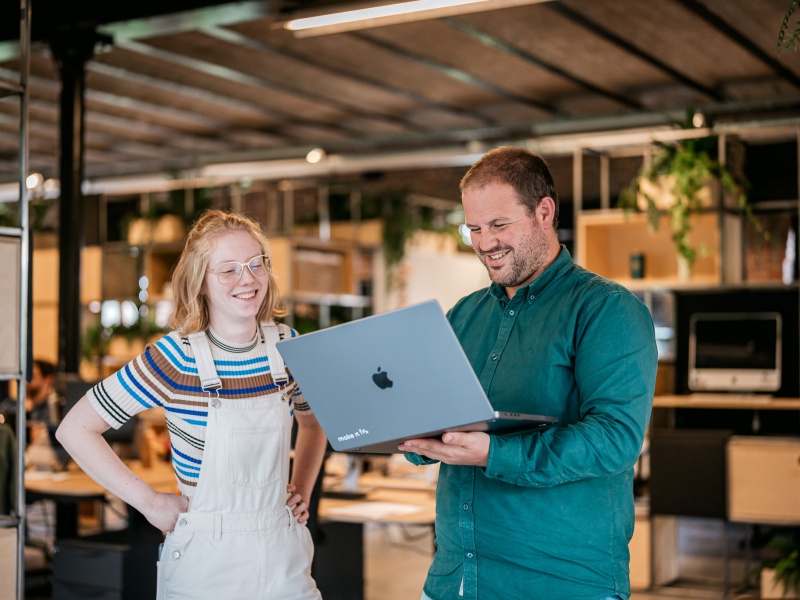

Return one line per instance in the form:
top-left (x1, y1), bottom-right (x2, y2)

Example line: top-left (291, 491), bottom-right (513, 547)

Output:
top-left (398, 431), bottom-right (490, 467)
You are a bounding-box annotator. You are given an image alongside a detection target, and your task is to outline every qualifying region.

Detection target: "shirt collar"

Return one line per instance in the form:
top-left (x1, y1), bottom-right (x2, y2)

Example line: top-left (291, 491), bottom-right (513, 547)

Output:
top-left (488, 245), bottom-right (574, 303)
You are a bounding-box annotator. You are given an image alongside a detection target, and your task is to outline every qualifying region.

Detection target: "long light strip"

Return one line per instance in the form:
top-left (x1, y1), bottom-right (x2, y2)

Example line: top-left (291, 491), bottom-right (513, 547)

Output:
top-left (283, 0), bottom-right (550, 37)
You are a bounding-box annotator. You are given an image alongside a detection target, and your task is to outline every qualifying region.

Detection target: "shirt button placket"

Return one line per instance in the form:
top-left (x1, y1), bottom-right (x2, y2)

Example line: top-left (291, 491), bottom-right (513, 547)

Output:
top-left (459, 468), bottom-right (478, 598)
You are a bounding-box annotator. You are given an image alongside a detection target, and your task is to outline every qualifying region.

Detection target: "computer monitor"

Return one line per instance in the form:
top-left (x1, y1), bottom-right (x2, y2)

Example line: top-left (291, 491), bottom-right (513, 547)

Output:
top-left (688, 312), bottom-right (782, 393)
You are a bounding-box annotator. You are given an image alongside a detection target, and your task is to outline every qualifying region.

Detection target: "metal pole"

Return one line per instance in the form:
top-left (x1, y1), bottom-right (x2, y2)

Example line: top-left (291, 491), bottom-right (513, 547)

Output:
top-left (16, 2), bottom-right (31, 598)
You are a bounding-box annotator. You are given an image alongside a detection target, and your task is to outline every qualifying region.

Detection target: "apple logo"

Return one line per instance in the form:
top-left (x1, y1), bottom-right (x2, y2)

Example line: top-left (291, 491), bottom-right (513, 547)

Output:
top-left (372, 366), bottom-right (393, 389)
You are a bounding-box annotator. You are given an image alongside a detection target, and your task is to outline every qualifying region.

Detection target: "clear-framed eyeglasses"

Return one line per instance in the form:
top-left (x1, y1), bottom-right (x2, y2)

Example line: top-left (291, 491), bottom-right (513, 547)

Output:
top-left (207, 254), bottom-right (271, 284)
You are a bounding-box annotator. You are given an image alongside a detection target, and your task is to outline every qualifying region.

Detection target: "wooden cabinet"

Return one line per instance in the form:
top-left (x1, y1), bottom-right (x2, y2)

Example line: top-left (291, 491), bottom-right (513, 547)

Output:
top-left (727, 436), bottom-right (800, 524)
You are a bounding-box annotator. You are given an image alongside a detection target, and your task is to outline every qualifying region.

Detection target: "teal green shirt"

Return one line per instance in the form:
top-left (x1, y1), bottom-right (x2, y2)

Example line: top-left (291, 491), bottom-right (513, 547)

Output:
top-left (407, 247), bottom-right (657, 600)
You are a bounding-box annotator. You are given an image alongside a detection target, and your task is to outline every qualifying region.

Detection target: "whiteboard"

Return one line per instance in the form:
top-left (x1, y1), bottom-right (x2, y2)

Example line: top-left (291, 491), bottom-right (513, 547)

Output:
top-left (0, 237), bottom-right (20, 374)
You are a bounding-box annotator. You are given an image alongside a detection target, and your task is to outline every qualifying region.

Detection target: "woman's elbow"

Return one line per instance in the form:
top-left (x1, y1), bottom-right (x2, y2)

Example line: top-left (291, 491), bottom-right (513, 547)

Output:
top-left (54, 396), bottom-right (105, 446)
top-left (54, 415), bottom-right (76, 447)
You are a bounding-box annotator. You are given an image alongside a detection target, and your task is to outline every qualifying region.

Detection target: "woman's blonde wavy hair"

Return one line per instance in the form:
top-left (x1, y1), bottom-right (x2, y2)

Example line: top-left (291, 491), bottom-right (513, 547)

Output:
top-left (168, 209), bottom-right (286, 335)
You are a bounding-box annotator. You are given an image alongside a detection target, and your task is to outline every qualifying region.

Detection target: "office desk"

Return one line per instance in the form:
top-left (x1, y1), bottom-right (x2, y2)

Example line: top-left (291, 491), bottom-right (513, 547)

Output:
top-left (647, 394), bottom-right (800, 593)
top-left (652, 394), bottom-right (800, 410)
top-left (24, 460), bottom-right (177, 539)
top-left (315, 474), bottom-right (436, 600)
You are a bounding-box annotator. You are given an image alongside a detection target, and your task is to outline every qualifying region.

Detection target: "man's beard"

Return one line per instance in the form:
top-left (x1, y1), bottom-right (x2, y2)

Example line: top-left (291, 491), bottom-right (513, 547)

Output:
top-left (479, 246), bottom-right (527, 288)
top-left (477, 227), bottom-right (548, 290)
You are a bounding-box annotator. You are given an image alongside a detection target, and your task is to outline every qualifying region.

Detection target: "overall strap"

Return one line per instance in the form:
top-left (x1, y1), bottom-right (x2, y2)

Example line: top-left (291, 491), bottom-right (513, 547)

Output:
top-left (186, 331), bottom-right (222, 392)
top-left (260, 322), bottom-right (289, 384)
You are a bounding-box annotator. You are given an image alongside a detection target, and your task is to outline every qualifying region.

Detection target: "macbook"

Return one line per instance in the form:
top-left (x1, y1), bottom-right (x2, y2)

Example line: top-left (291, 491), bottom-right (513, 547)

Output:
top-left (276, 300), bottom-right (558, 454)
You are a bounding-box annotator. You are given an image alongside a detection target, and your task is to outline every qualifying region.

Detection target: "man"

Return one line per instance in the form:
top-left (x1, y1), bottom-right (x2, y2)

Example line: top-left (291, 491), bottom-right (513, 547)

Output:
top-left (399, 146), bottom-right (658, 600)
top-left (0, 358), bottom-right (62, 429)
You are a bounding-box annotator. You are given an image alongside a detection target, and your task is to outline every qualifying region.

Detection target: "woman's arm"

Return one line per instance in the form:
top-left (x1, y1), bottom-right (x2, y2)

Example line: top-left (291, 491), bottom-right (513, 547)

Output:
top-left (56, 396), bottom-right (188, 531)
top-left (286, 412), bottom-right (328, 523)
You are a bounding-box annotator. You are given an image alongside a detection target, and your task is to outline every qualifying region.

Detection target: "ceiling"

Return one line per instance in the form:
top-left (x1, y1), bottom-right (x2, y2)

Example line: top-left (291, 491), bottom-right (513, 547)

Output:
top-left (1, 0), bottom-right (800, 192)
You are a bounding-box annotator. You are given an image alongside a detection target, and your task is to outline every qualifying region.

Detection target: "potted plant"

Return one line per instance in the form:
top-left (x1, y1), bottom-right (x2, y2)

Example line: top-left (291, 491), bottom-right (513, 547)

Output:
top-left (617, 131), bottom-right (751, 279)
top-left (747, 533), bottom-right (800, 599)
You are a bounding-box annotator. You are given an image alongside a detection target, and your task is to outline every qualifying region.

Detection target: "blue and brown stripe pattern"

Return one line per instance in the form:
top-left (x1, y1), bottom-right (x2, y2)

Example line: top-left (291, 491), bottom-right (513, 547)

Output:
top-left (86, 325), bottom-right (309, 497)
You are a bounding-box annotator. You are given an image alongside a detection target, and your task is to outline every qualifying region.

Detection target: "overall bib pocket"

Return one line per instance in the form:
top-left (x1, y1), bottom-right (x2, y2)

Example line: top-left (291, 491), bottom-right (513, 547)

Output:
top-left (228, 425), bottom-right (284, 489)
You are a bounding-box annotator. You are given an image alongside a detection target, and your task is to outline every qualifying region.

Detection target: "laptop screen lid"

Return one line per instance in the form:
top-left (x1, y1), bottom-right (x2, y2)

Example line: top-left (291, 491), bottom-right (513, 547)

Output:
top-left (276, 299), bottom-right (557, 454)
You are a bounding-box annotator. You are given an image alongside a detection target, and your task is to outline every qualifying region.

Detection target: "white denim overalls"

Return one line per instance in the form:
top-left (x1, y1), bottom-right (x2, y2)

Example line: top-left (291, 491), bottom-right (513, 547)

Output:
top-left (156, 323), bottom-right (320, 600)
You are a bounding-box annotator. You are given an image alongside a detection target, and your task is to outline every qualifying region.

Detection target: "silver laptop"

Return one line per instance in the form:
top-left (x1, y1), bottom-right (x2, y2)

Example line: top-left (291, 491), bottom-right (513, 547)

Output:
top-left (276, 299), bottom-right (558, 454)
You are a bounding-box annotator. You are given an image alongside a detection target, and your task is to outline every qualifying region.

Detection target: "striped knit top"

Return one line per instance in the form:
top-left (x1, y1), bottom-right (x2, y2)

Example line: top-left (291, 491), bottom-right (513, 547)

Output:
top-left (87, 324), bottom-right (310, 498)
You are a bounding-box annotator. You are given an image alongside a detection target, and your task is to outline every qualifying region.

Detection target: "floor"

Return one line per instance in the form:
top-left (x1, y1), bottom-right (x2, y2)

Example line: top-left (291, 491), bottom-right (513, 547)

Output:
top-left (21, 511), bottom-right (768, 599)
top-left (363, 517), bottom-right (764, 600)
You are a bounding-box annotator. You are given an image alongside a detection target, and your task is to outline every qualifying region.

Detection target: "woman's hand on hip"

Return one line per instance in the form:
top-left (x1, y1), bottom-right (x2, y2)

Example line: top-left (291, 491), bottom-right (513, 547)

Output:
top-left (286, 483), bottom-right (310, 523)
top-left (142, 490), bottom-right (190, 532)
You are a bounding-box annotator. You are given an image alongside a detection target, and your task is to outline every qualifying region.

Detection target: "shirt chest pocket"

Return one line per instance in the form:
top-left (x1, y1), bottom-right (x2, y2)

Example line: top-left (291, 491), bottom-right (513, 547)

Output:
top-left (228, 425), bottom-right (285, 489)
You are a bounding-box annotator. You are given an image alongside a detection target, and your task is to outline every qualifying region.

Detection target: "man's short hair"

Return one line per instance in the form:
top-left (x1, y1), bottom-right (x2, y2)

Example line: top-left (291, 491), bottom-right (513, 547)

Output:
top-left (33, 359), bottom-right (55, 379)
top-left (460, 145), bottom-right (559, 230)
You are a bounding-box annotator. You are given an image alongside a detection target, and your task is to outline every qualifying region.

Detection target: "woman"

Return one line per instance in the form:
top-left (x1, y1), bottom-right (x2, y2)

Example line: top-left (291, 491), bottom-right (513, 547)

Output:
top-left (57, 209), bottom-right (329, 599)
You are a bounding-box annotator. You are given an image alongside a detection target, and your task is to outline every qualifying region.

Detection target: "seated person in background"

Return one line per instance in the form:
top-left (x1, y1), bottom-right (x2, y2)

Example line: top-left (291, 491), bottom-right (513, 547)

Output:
top-left (0, 358), bottom-right (63, 429)
top-left (0, 359), bottom-right (64, 471)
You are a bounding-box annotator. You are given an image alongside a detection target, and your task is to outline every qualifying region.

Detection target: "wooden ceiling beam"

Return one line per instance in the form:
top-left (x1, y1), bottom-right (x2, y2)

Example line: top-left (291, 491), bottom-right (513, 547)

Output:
top-left (444, 16), bottom-right (643, 110)
top-left (674, 0), bottom-right (800, 90)
top-left (545, 3), bottom-right (724, 102)
top-left (205, 25), bottom-right (491, 129)
top-left (352, 30), bottom-right (559, 116)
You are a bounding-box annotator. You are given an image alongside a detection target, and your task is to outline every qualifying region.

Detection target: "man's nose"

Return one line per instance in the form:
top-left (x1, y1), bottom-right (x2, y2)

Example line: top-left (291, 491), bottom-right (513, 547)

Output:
top-left (476, 232), bottom-right (498, 251)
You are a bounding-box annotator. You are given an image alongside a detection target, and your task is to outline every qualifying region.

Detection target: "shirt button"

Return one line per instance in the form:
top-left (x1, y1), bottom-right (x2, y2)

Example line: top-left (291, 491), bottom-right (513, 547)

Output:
top-left (211, 398), bottom-right (221, 409)
top-left (491, 354), bottom-right (498, 361)
top-left (178, 518), bottom-right (187, 527)
top-left (529, 294), bottom-right (535, 301)
top-left (508, 310), bottom-right (514, 315)
top-left (462, 503), bottom-right (469, 511)
top-left (172, 550), bottom-right (181, 559)
top-left (466, 552), bottom-right (474, 559)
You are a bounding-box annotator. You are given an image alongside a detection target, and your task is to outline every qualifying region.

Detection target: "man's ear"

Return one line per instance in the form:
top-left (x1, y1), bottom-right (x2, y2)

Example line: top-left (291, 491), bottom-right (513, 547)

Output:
top-left (537, 196), bottom-right (556, 227)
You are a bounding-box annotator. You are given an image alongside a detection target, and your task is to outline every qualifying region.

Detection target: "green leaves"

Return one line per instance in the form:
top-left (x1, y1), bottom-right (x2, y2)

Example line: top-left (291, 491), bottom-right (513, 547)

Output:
top-left (778, 1), bottom-right (800, 54)
top-left (775, 547), bottom-right (800, 596)
top-left (618, 138), bottom-right (742, 267)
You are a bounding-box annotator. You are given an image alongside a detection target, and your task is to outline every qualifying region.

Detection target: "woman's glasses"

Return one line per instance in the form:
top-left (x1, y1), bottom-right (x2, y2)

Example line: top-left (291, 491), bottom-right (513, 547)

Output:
top-left (207, 254), bottom-right (271, 284)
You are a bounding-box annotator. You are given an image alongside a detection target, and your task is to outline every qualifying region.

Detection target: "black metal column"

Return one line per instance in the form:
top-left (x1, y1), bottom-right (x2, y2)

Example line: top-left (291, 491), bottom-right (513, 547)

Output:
top-left (49, 29), bottom-right (107, 375)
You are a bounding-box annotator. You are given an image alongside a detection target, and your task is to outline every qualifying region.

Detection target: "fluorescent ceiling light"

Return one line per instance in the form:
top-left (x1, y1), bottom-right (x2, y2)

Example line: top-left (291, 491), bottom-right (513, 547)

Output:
top-left (284, 0), bottom-right (551, 37)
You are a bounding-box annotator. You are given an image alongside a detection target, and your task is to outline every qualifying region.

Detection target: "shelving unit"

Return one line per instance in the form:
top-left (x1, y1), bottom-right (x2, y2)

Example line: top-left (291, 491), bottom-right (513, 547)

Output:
top-left (576, 209), bottom-right (723, 290)
top-left (269, 222), bottom-right (378, 332)
top-left (98, 239), bottom-right (182, 303)
top-left (0, 2), bottom-right (30, 599)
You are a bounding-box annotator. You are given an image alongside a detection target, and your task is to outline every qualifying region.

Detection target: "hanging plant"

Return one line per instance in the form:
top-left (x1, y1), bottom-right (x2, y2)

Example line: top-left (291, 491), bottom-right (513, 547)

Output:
top-left (778, 1), bottom-right (800, 53)
top-left (618, 133), bottom-right (756, 271)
